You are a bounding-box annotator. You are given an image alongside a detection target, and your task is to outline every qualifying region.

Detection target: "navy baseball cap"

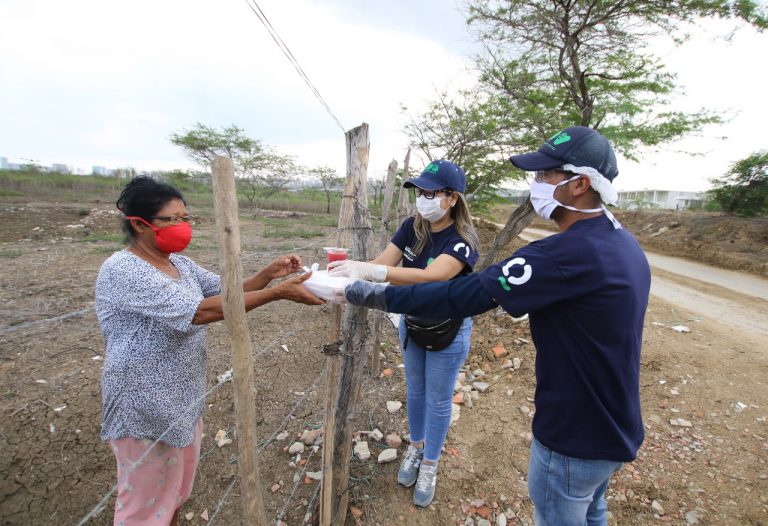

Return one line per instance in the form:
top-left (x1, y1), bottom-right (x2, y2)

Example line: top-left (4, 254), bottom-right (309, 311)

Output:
top-left (509, 126), bottom-right (619, 181)
top-left (403, 160), bottom-right (467, 193)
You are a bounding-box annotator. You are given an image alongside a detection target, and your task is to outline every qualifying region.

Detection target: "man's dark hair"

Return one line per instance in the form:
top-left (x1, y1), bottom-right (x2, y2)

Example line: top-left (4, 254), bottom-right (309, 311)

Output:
top-left (116, 176), bottom-right (186, 240)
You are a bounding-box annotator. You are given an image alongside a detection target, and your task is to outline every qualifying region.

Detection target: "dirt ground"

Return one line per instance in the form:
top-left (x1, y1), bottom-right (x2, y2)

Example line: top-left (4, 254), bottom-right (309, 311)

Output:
top-left (0, 202), bottom-right (766, 526)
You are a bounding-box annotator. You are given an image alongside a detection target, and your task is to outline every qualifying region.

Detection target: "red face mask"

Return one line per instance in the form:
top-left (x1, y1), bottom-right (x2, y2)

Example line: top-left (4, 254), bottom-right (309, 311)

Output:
top-left (127, 216), bottom-right (192, 253)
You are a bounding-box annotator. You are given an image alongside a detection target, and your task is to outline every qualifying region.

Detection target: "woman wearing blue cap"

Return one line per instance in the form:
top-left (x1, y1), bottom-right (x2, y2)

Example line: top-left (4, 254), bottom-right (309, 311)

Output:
top-left (327, 160), bottom-right (479, 507)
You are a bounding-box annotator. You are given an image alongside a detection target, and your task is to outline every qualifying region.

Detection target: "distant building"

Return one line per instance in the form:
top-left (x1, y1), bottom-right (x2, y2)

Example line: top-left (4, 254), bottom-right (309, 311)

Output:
top-left (0, 157), bottom-right (7, 169)
top-left (618, 189), bottom-right (704, 210)
top-left (92, 165), bottom-right (113, 176)
top-left (496, 188), bottom-right (529, 205)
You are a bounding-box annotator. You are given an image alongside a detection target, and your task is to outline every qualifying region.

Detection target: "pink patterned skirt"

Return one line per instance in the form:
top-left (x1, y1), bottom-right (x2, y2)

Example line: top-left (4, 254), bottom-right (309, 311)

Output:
top-left (109, 418), bottom-right (203, 526)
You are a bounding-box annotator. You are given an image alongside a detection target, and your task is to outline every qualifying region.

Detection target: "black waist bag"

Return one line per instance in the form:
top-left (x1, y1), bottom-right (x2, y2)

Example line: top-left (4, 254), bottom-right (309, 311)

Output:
top-left (404, 316), bottom-right (462, 352)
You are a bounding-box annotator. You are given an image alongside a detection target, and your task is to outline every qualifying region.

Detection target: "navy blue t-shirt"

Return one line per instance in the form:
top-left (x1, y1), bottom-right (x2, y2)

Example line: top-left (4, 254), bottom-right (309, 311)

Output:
top-left (477, 215), bottom-right (651, 461)
top-left (391, 217), bottom-right (479, 274)
top-left (381, 214), bottom-right (650, 461)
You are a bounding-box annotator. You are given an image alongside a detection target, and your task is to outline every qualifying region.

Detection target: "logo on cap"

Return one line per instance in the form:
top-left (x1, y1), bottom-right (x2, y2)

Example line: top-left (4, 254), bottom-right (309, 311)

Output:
top-left (550, 131), bottom-right (571, 146)
top-left (424, 162), bottom-right (439, 174)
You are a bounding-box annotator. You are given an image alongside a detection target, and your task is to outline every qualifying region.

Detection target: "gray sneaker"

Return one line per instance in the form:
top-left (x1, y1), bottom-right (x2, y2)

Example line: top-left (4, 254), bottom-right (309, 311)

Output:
top-left (413, 463), bottom-right (438, 507)
top-left (397, 445), bottom-right (423, 487)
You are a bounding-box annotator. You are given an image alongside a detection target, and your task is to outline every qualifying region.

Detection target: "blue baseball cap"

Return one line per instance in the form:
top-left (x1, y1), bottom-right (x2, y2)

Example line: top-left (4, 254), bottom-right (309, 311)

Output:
top-left (509, 126), bottom-right (619, 181)
top-left (403, 160), bottom-right (467, 193)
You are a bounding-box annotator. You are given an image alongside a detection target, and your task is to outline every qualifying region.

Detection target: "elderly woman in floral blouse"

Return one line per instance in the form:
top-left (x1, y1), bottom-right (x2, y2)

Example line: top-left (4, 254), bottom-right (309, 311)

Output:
top-left (95, 176), bottom-right (323, 526)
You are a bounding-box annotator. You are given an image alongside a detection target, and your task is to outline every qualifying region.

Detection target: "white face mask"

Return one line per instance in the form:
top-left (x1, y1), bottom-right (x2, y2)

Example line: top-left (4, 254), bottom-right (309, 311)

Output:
top-left (529, 176), bottom-right (604, 220)
top-left (416, 195), bottom-right (448, 222)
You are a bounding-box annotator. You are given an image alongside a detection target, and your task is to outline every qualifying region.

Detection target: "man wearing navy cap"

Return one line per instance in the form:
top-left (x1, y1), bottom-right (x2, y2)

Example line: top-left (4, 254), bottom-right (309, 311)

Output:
top-left (342, 127), bottom-right (651, 525)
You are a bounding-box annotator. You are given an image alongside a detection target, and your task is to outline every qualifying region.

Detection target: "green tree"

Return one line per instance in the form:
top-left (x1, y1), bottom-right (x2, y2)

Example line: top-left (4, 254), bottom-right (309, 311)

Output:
top-left (707, 150), bottom-right (768, 217)
top-left (406, 0), bottom-right (766, 195)
top-left (170, 123), bottom-right (265, 177)
top-left (309, 166), bottom-right (343, 213)
top-left (238, 151), bottom-right (299, 212)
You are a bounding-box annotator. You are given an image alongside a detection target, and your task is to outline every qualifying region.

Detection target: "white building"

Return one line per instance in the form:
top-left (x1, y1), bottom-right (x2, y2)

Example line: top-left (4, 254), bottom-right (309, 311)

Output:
top-left (0, 157), bottom-right (7, 169)
top-left (51, 163), bottom-right (70, 174)
top-left (617, 189), bottom-right (704, 210)
top-left (92, 165), bottom-right (113, 176)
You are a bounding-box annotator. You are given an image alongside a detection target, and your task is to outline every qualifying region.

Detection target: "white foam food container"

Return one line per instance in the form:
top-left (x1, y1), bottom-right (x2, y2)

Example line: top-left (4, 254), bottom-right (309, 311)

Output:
top-left (301, 270), bottom-right (350, 303)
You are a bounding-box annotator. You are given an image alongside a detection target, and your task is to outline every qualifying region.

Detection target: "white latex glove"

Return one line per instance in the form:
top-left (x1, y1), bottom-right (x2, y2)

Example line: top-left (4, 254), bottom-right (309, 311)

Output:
top-left (327, 259), bottom-right (387, 282)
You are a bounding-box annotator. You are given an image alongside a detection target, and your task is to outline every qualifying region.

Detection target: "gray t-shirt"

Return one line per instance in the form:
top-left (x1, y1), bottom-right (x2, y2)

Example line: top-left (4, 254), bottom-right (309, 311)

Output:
top-left (95, 249), bottom-right (221, 448)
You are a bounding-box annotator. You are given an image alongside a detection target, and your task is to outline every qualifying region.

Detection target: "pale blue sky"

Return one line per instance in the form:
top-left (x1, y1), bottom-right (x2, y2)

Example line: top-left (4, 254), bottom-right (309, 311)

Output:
top-left (0, 0), bottom-right (765, 191)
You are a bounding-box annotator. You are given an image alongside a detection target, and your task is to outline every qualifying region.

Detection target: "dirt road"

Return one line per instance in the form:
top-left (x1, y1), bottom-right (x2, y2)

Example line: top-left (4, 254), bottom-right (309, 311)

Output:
top-left (522, 227), bottom-right (768, 338)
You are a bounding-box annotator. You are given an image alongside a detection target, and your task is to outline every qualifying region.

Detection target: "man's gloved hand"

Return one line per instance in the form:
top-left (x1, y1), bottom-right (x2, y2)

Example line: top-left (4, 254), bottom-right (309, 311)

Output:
top-left (327, 259), bottom-right (387, 282)
top-left (344, 279), bottom-right (388, 311)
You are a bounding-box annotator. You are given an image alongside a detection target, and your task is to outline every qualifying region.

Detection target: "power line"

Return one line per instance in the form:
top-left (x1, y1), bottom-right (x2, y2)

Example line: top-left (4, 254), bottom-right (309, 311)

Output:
top-left (243, 0), bottom-right (346, 133)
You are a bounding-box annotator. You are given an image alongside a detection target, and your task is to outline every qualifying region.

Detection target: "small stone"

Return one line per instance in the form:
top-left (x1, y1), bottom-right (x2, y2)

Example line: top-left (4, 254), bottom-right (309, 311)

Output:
top-left (271, 483), bottom-right (281, 493)
top-left (305, 470), bottom-right (322, 481)
top-left (519, 405), bottom-right (530, 415)
top-left (215, 429), bottom-right (232, 448)
top-left (288, 442), bottom-right (305, 454)
top-left (453, 392), bottom-right (465, 404)
top-left (685, 510), bottom-right (700, 524)
top-left (381, 368), bottom-right (393, 378)
top-left (513, 357), bottom-right (522, 369)
top-left (473, 381), bottom-right (490, 393)
top-left (350, 506), bottom-right (364, 518)
top-left (450, 403), bottom-right (461, 426)
top-left (185, 512), bottom-right (194, 521)
top-left (276, 431), bottom-right (289, 441)
top-left (377, 448), bottom-right (398, 464)
top-left (506, 389), bottom-right (514, 397)
top-left (651, 499), bottom-right (665, 515)
top-left (496, 513), bottom-right (507, 526)
top-left (501, 359), bottom-right (513, 369)
top-left (477, 520), bottom-right (491, 526)
top-left (670, 418), bottom-right (693, 427)
top-left (473, 369), bottom-right (485, 377)
top-left (369, 428), bottom-right (384, 441)
top-left (492, 345), bottom-right (507, 358)
top-left (300, 428), bottom-right (322, 445)
top-left (465, 394), bottom-right (474, 408)
top-left (200, 509), bottom-right (209, 521)
top-left (386, 401), bottom-right (402, 413)
top-left (354, 441), bottom-right (371, 460)
top-left (385, 433), bottom-right (402, 448)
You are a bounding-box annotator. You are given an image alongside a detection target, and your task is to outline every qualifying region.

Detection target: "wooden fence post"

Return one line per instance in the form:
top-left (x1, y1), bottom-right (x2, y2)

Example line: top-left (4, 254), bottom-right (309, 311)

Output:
top-left (211, 156), bottom-right (268, 526)
top-left (319, 123), bottom-right (372, 525)
top-left (396, 147), bottom-right (414, 227)
top-left (369, 158), bottom-right (398, 375)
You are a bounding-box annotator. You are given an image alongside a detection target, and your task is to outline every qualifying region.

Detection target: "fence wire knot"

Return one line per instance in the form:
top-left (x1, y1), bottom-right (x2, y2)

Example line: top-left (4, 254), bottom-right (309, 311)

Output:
top-left (321, 340), bottom-right (344, 356)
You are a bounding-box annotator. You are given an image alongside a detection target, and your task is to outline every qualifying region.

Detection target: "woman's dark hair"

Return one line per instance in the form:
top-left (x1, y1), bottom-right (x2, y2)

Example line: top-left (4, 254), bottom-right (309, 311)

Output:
top-left (117, 176), bottom-right (185, 240)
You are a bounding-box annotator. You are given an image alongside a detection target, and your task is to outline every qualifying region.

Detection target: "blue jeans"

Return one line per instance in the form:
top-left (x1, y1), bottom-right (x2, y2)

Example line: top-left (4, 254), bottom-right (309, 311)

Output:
top-left (528, 438), bottom-right (623, 526)
top-left (399, 317), bottom-right (472, 463)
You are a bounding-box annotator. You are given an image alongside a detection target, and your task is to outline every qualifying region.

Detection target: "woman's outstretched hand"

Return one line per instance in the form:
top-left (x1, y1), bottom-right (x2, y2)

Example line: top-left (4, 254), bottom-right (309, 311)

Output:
top-left (275, 272), bottom-right (325, 305)
top-left (265, 255), bottom-right (303, 280)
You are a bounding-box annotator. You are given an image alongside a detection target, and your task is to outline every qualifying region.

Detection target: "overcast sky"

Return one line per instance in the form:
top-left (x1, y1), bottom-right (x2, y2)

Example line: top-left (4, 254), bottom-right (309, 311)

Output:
top-left (1, 0), bottom-right (765, 192)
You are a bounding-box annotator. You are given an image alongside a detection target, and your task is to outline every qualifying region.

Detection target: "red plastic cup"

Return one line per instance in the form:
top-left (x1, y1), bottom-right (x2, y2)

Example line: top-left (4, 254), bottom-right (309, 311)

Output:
top-left (324, 247), bottom-right (349, 263)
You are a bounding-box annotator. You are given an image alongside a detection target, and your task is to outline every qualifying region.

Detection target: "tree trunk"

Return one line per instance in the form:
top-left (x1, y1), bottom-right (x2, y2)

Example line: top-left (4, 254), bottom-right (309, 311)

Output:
top-left (478, 199), bottom-right (536, 270)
